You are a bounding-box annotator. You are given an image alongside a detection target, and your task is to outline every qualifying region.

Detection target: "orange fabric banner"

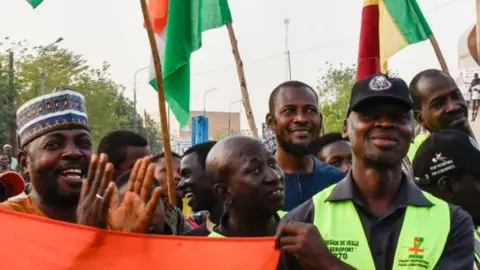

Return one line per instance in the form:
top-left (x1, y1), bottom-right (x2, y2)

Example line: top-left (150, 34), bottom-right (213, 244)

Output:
top-left (0, 208), bottom-right (280, 269)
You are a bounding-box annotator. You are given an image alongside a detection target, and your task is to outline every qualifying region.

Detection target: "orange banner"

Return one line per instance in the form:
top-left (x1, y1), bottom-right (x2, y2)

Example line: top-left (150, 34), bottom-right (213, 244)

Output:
top-left (0, 208), bottom-right (279, 269)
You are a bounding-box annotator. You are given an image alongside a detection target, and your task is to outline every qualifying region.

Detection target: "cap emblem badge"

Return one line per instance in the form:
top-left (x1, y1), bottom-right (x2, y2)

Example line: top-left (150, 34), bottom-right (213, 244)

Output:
top-left (369, 75), bottom-right (392, 91)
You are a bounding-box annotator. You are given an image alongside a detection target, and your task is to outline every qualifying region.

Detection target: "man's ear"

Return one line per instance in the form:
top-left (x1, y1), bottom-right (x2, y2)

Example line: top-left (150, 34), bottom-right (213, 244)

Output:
top-left (415, 110), bottom-right (424, 126)
top-left (213, 182), bottom-right (229, 203)
top-left (17, 150), bottom-right (28, 176)
top-left (341, 119), bottom-right (348, 139)
top-left (266, 113), bottom-right (275, 130)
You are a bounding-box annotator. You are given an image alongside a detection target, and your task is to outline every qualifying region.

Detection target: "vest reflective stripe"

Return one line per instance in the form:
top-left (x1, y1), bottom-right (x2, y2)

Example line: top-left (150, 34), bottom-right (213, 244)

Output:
top-left (208, 231), bottom-right (224, 237)
top-left (312, 184), bottom-right (450, 270)
top-left (474, 228), bottom-right (480, 266)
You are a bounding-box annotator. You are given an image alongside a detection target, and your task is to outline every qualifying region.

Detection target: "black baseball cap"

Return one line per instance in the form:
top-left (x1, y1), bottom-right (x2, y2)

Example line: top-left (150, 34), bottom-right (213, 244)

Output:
top-left (412, 130), bottom-right (480, 185)
top-left (348, 73), bottom-right (414, 114)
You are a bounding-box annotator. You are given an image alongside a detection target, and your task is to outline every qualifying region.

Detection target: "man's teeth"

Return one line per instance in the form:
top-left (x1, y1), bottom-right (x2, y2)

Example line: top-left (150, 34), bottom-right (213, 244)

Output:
top-left (61, 169), bottom-right (82, 180)
top-left (185, 192), bottom-right (193, 199)
top-left (272, 190), bottom-right (283, 196)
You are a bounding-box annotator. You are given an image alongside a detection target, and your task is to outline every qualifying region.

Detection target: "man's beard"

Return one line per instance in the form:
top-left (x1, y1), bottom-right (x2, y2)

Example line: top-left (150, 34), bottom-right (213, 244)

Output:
top-left (363, 152), bottom-right (401, 171)
top-left (32, 168), bottom-right (80, 209)
top-left (277, 137), bottom-right (312, 157)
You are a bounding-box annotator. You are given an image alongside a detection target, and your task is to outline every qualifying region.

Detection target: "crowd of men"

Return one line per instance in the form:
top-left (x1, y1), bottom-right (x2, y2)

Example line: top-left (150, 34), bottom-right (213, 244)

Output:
top-left (0, 69), bottom-right (478, 269)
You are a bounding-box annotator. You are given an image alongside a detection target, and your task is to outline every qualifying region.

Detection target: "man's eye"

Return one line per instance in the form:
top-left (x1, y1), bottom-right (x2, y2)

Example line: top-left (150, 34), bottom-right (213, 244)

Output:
top-left (45, 142), bottom-right (61, 149)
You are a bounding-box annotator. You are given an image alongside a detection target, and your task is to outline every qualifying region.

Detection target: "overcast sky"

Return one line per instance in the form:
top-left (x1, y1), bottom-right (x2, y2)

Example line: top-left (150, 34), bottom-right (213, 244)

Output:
top-left (0, 0), bottom-right (474, 130)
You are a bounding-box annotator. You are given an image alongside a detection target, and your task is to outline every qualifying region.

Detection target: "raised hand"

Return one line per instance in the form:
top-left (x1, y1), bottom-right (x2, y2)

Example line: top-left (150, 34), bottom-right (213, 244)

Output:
top-left (76, 154), bottom-right (116, 228)
top-left (108, 156), bottom-right (163, 233)
top-left (275, 221), bottom-right (354, 270)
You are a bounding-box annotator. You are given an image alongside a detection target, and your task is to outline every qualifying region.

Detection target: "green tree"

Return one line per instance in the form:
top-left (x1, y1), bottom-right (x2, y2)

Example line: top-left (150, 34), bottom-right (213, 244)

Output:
top-left (0, 39), bottom-right (162, 149)
top-left (142, 112), bottom-right (162, 153)
top-left (317, 63), bottom-right (356, 133)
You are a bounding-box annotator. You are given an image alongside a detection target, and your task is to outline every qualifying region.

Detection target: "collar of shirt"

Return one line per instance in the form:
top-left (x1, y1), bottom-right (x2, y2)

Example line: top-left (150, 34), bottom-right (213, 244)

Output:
top-left (214, 211), bottom-right (281, 237)
top-left (205, 212), bottom-right (216, 232)
top-left (326, 171), bottom-right (433, 208)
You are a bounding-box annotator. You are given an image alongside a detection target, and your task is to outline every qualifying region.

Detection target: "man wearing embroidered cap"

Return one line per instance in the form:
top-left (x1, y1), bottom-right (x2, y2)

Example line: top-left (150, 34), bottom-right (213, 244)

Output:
top-left (413, 130), bottom-right (480, 268)
top-left (0, 88), bottom-right (92, 222)
top-left (277, 74), bottom-right (473, 270)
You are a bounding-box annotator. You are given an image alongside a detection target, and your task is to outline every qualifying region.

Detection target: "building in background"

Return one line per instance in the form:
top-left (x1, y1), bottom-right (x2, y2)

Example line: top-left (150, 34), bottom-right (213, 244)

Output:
top-left (458, 24), bottom-right (480, 91)
top-left (150, 110), bottom-right (241, 142)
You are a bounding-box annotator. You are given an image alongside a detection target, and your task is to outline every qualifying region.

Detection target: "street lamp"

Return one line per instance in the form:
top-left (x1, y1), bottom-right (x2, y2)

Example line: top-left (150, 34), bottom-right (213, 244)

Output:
top-left (40, 37), bottom-right (63, 95)
top-left (228, 100), bottom-right (242, 135)
top-left (133, 66), bottom-right (149, 132)
top-left (203, 88), bottom-right (218, 116)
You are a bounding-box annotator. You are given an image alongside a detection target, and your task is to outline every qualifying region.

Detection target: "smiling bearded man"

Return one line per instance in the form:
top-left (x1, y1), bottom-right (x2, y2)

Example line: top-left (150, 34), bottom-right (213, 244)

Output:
top-left (0, 88), bottom-right (92, 223)
top-left (265, 81), bottom-right (345, 211)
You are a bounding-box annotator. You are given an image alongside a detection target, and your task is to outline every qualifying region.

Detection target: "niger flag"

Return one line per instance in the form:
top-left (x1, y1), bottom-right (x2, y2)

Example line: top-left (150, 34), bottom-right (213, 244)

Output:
top-left (0, 208), bottom-right (279, 269)
top-left (147, 0), bottom-right (232, 127)
top-left (356, 0), bottom-right (433, 80)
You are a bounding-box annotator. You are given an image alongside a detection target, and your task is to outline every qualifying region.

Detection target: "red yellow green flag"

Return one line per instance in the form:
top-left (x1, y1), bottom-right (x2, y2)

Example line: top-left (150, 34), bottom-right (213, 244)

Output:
top-left (357, 0), bottom-right (433, 80)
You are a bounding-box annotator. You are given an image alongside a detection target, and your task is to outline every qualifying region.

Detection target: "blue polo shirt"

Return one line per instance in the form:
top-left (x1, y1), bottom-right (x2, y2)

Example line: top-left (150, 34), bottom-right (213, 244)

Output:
top-left (283, 156), bottom-right (345, 211)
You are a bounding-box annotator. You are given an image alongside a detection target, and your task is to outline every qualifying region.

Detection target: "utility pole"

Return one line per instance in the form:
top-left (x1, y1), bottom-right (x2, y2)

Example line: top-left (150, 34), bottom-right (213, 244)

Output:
top-left (133, 66), bottom-right (149, 132)
top-left (284, 18), bottom-right (292, 81)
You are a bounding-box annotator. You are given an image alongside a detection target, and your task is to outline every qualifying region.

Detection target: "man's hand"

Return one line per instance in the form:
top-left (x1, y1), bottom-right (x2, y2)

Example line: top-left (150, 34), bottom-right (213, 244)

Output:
top-left (76, 154), bottom-right (116, 228)
top-left (108, 156), bottom-right (163, 233)
top-left (275, 221), bottom-right (353, 270)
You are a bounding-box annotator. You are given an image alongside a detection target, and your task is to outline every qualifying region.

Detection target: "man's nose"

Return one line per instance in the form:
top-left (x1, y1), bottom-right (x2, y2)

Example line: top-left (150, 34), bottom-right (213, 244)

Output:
top-left (63, 143), bottom-right (82, 159)
top-left (265, 167), bottom-right (282, 183)
top-left (445, 98), bottom-right (461, 113)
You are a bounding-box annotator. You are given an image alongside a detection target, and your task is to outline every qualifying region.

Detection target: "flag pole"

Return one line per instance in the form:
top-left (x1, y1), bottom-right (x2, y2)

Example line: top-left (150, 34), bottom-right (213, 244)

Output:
top-left (139, 0), bottom-right (176, 205)
top-left (428, 36), bottom-right (449, 74)
top-left (225, 22), bottom-right (259, 139)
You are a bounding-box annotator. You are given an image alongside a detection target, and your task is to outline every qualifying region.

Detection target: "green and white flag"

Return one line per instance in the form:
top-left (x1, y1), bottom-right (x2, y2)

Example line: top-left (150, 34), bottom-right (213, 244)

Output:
top-left (147, 0), bottom-right (233, 127)
top-left (26, 0), bottom-right (43, 8)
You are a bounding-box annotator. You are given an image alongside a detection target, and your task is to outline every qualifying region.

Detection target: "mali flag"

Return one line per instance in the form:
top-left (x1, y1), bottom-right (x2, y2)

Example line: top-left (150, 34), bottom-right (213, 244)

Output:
top-left (356, 0), bottom-right (433, 80)
top-left (147, 0), bottom-right (232, 127)
top-left (0, 208), bottom-right (279, 269)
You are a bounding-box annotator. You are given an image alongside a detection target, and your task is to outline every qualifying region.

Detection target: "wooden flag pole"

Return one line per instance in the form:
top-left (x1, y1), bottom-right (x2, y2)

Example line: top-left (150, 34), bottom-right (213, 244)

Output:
top-left (428, 36), bottom-right (449, 74)
top-left (139, 0), bottom-right (176, 205)
top-left (226, 22), bottom-right (259, 139)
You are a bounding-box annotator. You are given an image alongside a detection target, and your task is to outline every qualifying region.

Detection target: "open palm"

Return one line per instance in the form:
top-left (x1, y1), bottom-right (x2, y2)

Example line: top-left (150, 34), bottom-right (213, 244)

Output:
top-left (108, 157), bottom-right (163, 233)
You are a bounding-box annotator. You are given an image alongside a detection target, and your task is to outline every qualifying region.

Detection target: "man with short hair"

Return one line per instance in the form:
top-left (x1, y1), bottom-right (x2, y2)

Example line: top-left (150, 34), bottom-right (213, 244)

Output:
top-left (408, 69), bottom-right (473, 158)
top-left (3, 144), bottom-right (18, 170)
top-left (178, 141), bottom-right (221, 236)
top-left (0, 89), bottom-right (92, 223)
top-left (206, 136), bottom-right (285, 238)
top-left (310, 132), bottom-right (352, 173)
top-left (277, 74), bottom-right (473, 270)
top-left (97, 130), bottom-right (149, 180)
top-left (266, 80), bottom-right (344, 211)
top-left (412, 130), bottom-right (480, 268)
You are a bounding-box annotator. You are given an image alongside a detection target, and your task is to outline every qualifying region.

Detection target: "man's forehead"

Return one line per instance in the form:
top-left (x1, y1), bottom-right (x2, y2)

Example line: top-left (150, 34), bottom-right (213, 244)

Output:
top-left (42, 129), bottom-right (90, 139)
top-left (158, 156), bottom-right (181, 167)
top-left (277, 86), bottom-right (317, 105)
top-left (417, 75), bottom-right (457, 99)
top-left (180, 153), bottom-right (199, 167)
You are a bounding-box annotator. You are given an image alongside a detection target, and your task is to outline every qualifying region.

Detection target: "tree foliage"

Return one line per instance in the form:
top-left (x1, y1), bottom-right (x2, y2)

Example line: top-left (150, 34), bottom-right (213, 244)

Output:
top-left (0, 38), bottom-right (161, 150)
top-left (317, 63), bottom-right (356, 133)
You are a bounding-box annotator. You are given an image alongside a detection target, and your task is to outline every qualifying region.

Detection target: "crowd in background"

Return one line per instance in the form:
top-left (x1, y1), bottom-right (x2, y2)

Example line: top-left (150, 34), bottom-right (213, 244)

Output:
top-left (0, 70), bottom-right (478, 269)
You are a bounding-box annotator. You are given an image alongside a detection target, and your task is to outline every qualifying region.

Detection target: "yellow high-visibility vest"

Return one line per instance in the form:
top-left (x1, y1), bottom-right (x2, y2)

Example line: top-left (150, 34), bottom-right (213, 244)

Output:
top-left (312, 184), bottom-right (450, 270)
